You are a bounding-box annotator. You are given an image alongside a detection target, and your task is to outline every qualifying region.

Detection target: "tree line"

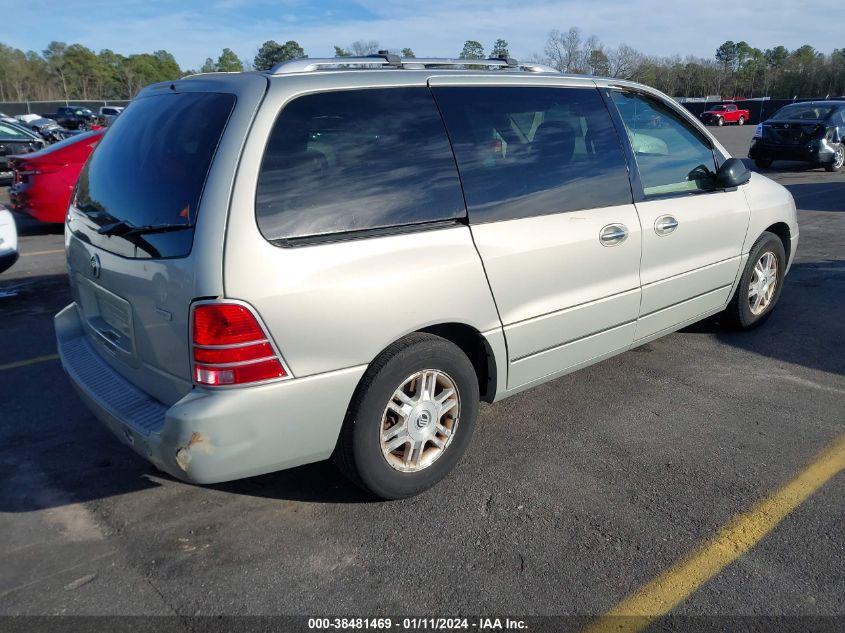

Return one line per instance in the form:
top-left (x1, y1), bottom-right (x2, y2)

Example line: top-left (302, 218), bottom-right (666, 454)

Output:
top-left (1, 32), bottom-right (843, 103)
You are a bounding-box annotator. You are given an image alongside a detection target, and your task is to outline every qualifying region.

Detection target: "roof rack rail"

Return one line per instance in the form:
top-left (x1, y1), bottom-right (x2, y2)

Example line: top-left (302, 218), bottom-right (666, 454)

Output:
top-left (268, 54), bottom-right (558, 75)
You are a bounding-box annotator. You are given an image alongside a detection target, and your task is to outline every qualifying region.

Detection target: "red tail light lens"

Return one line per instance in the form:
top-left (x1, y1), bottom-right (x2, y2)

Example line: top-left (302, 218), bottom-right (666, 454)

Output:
top-left (193, 303), bottom-right (266, 346)
top-left (191, 302), bottom-right (288, 387)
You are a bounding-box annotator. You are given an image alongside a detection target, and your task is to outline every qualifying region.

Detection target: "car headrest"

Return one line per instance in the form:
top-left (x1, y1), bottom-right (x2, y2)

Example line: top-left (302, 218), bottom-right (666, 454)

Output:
top-left (532, 120), bottom-right (575, 163)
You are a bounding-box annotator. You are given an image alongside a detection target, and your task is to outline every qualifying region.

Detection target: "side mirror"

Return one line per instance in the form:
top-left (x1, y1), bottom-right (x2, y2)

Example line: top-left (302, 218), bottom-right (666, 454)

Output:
top-left (715, 157), bottom-right (751, 188)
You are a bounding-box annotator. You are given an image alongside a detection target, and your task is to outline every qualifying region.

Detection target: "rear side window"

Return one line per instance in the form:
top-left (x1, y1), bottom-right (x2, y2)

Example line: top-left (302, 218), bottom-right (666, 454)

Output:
top-left (74, 92), bottom-right (235, 258)
top-left (256, 88), bottom-right (466, 245)
top-left (771, 104), bottom-right (836, 121)
top-left (432, 86), bottom-right (632, 224)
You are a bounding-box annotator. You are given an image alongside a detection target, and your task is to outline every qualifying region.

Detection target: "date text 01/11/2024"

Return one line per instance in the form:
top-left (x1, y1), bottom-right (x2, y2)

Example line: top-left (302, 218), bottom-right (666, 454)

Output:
top-left (307, 618), bottom-right (528, 630)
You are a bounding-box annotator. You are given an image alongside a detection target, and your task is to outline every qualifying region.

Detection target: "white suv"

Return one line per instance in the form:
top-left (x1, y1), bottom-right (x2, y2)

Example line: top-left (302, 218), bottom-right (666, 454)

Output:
top-left (55, 54), bottom-right (798, 498)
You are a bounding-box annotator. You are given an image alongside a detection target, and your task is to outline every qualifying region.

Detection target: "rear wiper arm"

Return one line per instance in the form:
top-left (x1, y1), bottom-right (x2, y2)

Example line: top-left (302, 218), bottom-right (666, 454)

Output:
top-left (98, 220), bottom-right (193, 237)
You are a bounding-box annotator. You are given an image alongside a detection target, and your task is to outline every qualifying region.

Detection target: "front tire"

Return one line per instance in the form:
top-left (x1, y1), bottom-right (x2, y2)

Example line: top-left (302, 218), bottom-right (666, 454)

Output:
top-left (721, 232), bottom-right (786, 329)
top-left (333, 333), bottom-right (479, 499)
top-left (824, 143), bottom-right (844, 172)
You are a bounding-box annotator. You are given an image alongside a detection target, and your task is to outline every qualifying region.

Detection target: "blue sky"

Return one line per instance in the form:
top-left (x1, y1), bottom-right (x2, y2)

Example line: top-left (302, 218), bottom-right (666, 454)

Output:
top-left (1, 0), bottom-right (841, 69)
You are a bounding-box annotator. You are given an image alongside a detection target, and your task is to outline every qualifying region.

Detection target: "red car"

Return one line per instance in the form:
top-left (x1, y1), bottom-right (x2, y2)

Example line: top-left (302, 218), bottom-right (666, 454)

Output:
top-left (8, 130), bottom-right (104, 223)
top-left (699, 103), bottom-right (750, 127)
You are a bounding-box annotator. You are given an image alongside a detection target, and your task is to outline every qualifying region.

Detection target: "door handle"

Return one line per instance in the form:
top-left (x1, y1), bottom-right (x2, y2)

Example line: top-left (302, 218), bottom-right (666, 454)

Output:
top-left (655, 215), bottom-right (679, 236)
top-left (599, 224), bottom-right (629, 246)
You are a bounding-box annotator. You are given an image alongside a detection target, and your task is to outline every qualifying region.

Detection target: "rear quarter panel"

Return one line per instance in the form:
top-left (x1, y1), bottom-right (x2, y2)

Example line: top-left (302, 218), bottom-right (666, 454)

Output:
top-left (223, 72), bottom-right (504, 379)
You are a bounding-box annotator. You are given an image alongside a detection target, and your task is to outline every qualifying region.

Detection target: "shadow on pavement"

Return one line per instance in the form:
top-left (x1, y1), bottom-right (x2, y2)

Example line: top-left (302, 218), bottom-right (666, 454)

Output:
top-left (11, 211), bottom-right (64, 236)
top-left (782, 182), bottom-right (845, 213)
top-left (0, 272), bottom-right (69, 315)
top-left (211, 461), bottom-right (376, 504)
top-left (2, 256), bottom-right (842, 511)
top-left (683, 261), bottom-right (845, 376)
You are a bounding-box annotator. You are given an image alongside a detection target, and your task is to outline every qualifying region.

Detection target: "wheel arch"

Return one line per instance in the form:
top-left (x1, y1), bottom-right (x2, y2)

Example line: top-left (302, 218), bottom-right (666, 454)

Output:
top-left (353, 322), bottom-right (501, 406)
top-left (764, 222), bottom-right (792, 262)
top-left (417, 323), bottom-right (499, 403)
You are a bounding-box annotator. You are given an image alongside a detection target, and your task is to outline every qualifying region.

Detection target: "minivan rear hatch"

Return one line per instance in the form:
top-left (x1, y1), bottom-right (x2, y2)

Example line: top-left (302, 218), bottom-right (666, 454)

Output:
top-left (65, 74), bottom-right (268, 405)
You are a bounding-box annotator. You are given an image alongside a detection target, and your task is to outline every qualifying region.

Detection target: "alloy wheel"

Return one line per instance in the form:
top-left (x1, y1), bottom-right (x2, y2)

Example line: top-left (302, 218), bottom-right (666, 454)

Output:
top-left (379, 369), bottom-right (460, 472)
top-left (748, 251), bottom-right (778, 316)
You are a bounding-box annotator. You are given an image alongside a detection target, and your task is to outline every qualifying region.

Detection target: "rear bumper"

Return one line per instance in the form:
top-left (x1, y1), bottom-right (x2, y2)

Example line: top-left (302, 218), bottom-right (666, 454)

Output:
top-left (55, 302), bottom-right (366, 484)
top-left (0, 249), bottom-right (18, 274)
top-left (749, 138), bottom-right (837, 164)
top-left (8, 183), bottom-right (63, 224)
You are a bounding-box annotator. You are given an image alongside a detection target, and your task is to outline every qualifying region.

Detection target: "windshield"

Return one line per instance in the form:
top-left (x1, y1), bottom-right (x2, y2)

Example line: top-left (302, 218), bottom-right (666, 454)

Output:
top-left (772, 104), bottom-right (835, 121)
top-left (0, 122), bottom-right (36, 140)
top-left (74, 91), bottom-right (235, 258)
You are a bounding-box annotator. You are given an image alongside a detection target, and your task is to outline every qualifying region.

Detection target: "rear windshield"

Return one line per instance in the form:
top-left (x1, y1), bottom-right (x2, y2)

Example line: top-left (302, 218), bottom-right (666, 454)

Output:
top-left (74, 91), bottom-right (235, 258)
top-left (771, 104), bottom-right (835, 121)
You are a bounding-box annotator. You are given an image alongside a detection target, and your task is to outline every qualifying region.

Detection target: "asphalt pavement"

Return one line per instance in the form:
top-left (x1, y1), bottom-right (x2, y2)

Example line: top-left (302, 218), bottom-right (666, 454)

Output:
top-left (0, 125), bottom-right (842, 630)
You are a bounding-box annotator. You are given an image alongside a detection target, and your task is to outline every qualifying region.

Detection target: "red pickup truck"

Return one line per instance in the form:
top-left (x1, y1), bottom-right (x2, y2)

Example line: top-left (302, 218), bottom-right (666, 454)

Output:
top-left (700, 103), bottom-right (750, 126)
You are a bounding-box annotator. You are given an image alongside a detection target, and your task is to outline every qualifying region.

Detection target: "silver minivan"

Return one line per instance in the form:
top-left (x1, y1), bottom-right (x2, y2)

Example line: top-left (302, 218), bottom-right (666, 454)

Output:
top-left (56, 55), bottom-right (798, 499)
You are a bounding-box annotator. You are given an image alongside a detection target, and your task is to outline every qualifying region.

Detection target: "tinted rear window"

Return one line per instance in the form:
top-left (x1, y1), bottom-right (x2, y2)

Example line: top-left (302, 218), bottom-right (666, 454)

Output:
top-left (433, 86), bottom-right (632, 224)
top-left (74, 92), bottom-right (235, 258)
top-left (771, 104), bottom-right (836, 121)
top-left (256, 88), bottom-right (466, 245)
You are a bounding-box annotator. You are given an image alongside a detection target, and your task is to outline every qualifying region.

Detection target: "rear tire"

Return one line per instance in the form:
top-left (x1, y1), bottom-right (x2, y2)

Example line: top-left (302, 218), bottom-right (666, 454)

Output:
top-left (824, 143), bottom-right (844, 172)
top-left (754, 158), bottom-right (773, 169)
top-left (333, 333), bottom-right (479, 499)
top-left (721, 231), bottom-right (786, 330)
top-left (738, 116), bottom-right (745, 126)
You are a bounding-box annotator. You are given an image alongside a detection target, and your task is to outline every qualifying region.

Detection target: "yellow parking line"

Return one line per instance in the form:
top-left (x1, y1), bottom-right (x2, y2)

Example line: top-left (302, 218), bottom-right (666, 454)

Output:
top-left (583, 434), bottom-right (845, 633)
top-left (0, 354), bottom-right (59, 371)
top-left (21, 249), bottom-right (64, 257)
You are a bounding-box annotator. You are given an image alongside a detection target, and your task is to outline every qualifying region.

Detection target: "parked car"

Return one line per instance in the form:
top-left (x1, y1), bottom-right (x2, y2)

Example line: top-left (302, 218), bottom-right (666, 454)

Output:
top-left (0, 121), bottom-right (47, 185)
top-left (0, 206), bottom-right (19, 273)
top-left (55, 55), bottom-right (798, 499)
top-left (700, 103), bottom-right (750, 126)
top-left (8, 130), bottom-right (104, 224)
top-left (49, 106), bottom-right (99, 130)
top-left (99, 106), bottom-right (124, 125)
top-left (749, 101), bottom-right (845, 172)
top-left (14, 114), bottom-right (80, 143)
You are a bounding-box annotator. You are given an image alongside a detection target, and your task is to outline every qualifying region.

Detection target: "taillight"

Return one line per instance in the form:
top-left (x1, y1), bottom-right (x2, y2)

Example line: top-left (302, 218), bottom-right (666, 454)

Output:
top-left (191, 302), bottom-right (289, 387)
top-left (16, 168), bottom-right (39, 179)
